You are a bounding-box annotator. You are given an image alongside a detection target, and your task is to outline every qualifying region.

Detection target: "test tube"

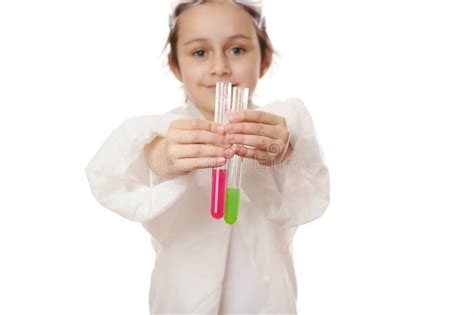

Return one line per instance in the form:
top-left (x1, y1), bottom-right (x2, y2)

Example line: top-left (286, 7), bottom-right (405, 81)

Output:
top-left (210, 82), bottom-right (232, 219)
top-left (224, 87), bottom-right (249, 225)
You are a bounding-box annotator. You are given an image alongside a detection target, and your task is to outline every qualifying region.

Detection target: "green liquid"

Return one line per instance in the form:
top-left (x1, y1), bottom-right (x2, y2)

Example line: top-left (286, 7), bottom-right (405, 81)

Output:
top-left (224, 188), bottom-right (240, 225)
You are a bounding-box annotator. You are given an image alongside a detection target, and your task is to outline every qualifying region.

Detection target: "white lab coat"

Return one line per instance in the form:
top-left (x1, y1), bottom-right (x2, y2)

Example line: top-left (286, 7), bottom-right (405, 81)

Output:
top-left (85, 98), bottom-right (330, 314)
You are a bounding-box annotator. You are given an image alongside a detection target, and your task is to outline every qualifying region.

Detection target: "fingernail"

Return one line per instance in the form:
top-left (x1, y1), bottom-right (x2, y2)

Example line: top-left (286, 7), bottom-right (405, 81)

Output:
top-left (226, 135), bottom-right (234, 142)
top-left (229, 115), bottom-right (237, 122)
top-left (217, 126), bottom-right (224, 133)
top-left (225, 124), bottom-right (233, 132)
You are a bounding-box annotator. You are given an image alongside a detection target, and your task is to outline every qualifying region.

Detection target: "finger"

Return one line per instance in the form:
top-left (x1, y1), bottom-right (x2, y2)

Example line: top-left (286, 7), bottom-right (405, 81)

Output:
top-left (172, 118), bottom-right (224, 134)
top-left (254, 149), bottom-right (278, 165)
top-left (224, 148), bottom-right (235, 159)
top-left (168, 144), bottom-right (231, 159)
top-left (233, 146), bottom-right (275, 165)
top-left (174, 157), bottom-right (227, 172)
top-left (233, 145), bottom-right (255, 159)
top-left (225, 134), bottom-right (268, 150)
top-left (226, 134), bottom-right (286, 154)
top-left (217, 142), bottom-right (233, 149)
top-left (228, 110), bottom-right (284, 125)
top-left (171, 129), bottom-right (226, 146)
top-left (224, 122), bottom-right (280, 139)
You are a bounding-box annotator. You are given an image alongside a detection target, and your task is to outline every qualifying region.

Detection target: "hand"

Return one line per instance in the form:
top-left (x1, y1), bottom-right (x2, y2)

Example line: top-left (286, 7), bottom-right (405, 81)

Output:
top-left (224, 110), bottom-right (292, 166)
top-left (145, 118), bottom-right (234, 178)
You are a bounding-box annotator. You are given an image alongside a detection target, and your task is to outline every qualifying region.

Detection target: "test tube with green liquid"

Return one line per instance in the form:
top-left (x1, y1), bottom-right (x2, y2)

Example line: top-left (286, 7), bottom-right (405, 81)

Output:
top-left (224, 86), bottom-right (249, 225)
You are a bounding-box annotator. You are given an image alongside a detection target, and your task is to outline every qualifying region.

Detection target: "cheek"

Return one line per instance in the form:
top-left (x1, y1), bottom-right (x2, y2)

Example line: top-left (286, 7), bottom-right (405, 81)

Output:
top-left (234, 56), bottom-right (260, 78)
top-left (177, 54), bottom-right (202, 82)
top-left (180, 64), bottom-right (202, 85)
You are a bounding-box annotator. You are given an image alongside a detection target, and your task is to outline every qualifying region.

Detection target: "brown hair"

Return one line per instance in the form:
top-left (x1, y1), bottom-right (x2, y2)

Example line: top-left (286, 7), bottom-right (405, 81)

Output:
top-left (162, 1), bottom-right (276, 74)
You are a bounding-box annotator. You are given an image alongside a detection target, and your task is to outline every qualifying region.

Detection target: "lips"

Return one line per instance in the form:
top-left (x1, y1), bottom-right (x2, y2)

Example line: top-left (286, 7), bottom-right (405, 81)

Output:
top-left (204, 84), bottom-right (238, 89)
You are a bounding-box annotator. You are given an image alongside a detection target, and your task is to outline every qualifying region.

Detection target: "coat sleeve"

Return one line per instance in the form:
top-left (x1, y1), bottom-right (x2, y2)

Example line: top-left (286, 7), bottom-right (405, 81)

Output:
top-left (242, 98), bottom-right (330, 229)
top-left (84, 114), bottom-right (189, 223)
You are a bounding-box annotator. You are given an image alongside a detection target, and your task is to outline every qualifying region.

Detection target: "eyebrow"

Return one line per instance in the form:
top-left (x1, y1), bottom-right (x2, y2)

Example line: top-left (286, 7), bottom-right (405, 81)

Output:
top-left (183, 34), bottom-right (252, 46)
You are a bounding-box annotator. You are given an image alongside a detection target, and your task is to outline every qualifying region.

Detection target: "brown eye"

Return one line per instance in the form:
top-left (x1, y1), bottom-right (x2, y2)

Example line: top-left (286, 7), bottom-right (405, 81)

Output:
top-left (229, 47), bottom-right (246, 56)
top-left (192, 49), bottom-right (207, 57)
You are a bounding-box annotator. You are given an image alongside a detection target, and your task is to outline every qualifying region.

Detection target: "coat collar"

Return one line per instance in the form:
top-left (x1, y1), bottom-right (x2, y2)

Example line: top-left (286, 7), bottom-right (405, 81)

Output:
top-left (184, 98), bottom-right (207, 120)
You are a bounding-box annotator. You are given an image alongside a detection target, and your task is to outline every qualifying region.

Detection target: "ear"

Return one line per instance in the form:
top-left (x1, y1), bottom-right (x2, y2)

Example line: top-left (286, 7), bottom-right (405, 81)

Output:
top-left (259, 49), bottom-right (272, 78)
top-left (168, 53), bottom-right (183, 82)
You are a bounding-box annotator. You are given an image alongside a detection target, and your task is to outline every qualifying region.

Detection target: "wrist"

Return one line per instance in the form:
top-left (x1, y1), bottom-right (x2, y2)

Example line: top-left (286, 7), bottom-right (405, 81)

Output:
top-left (283, 142), bottom-right (293, 160)
top-left (145, 137), bottom-right (178, 180)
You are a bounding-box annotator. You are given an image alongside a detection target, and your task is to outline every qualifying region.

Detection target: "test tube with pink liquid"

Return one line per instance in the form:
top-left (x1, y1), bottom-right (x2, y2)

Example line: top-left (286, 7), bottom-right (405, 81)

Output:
top-left (210, 82), bottom-right (232, 219)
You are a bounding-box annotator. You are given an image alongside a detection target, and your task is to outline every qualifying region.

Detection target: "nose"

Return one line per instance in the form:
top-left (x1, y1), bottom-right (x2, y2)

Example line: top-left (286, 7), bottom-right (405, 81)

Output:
top-left (210, 52), bottom-right (231, 77)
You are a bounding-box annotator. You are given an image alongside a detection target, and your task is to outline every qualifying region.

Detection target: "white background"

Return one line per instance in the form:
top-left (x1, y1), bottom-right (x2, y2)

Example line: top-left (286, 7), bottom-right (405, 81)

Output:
top-left (1, 0), bottom-right (473, 314)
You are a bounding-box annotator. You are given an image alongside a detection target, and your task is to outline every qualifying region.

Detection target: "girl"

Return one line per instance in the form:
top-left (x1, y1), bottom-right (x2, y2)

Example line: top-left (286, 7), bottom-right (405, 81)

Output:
top-left (85, 0), bottom-right (330, 314)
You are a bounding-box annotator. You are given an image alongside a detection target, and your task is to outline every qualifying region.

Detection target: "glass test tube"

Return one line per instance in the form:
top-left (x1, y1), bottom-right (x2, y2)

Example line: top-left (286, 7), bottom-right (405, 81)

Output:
top-left (224, 87), bottom-right (249, 225)
top-left (210, 82), bottom-right (232, 219)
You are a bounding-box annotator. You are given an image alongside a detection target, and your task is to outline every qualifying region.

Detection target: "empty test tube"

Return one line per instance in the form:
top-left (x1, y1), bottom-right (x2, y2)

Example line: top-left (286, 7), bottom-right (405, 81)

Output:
top-left (210, 82), bottom-right (232, 219)
top-left (224, 86), bottom-right (249, 225)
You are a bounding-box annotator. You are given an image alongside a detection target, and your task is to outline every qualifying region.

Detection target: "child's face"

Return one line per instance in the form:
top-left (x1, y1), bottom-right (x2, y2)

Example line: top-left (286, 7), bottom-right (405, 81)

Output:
top-left (170, 1), bottom-right (267, 120)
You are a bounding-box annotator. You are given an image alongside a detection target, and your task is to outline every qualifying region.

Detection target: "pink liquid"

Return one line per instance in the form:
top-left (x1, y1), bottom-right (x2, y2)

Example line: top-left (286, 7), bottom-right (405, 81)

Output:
top-left (210, 169), bottom-right (227, 219)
